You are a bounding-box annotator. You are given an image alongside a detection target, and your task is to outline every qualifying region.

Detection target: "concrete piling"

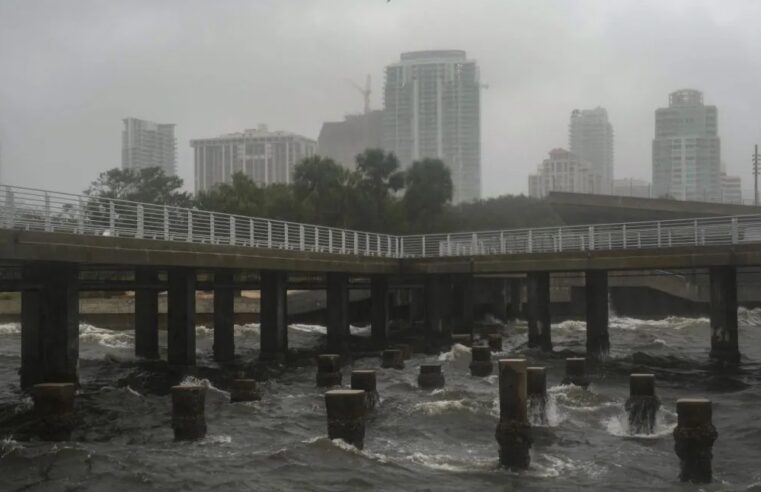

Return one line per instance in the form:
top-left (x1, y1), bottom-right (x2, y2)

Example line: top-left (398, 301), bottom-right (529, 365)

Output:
top-left (561, 357), bottom-right (589, 388)
top-left (495, 359), bottom-right (532, 470)
top-left (488, 334), bottom-right (503, 352)
top-left (394, 343), bottom-right (413, 360)
top-left (316, 354), bottom-right (343, 387)
top-left (673, 399), bottom-right (717, 483)
top-left (325, 389), bottom-right (367, 449)
top-left (418, 364), bottom-right (445, 390)
top-left (470, 345), bottom-right (493, 377)
top-left (526, 367), bottom-right (547, 425)
top-left (230, 379), bottom-right (261, 403)
top-left (32, 383), bottom-right (76, 441)
top-left (624, 374), bottom-right (660, 434)
top-left (171, 385), bottom-right (207, 441)
top-left (351, 370), bottom-right (379, 410)
top-left (381, 349), bottom-right (405, 369)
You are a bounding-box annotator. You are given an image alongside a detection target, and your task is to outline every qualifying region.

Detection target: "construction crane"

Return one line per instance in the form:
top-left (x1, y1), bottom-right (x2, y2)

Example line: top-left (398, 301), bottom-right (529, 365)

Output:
top-left (346, 74), bottom-right (372, 114)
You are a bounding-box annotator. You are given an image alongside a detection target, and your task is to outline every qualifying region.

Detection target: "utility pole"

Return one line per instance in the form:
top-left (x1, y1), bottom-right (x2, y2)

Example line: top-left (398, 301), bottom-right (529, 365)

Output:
top-left (754, 144), bottom-right (760, 206)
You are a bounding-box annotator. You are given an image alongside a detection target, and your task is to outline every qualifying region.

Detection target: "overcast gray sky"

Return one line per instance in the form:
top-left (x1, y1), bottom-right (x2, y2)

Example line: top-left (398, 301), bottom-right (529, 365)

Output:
top-left (1, 0), bottom-right (760, 198)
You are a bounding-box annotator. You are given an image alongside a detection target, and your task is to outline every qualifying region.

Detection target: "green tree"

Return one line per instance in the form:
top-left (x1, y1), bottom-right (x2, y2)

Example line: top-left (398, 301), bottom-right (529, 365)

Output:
top-left (293, 156), bottom-right (349, 226)
top-left (195, 172), bottom-right (263, 216)
top-left (262, 183), bottom-right (302, 222)
top-left (402, 158), bottom-right (453, 231)
top-left (85, 167), bottom-right (192, 207)
top-left (352, 149), bottom-right (405, 231)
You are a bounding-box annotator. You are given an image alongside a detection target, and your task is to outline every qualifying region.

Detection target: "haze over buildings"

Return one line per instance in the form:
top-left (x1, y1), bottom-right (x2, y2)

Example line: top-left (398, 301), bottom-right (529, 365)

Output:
top-left (121, 117), bottom-right (177, 176)
top-left (382, 50), bottom-right (481, 204)
top-left (317, 110), bottom-right (383, 170)
top-left (190, 125), bottom-right (316, 194)
top-left (528, 148), bottom-right (601, 198)
top-left (569, 108), bottom-right (614, 194)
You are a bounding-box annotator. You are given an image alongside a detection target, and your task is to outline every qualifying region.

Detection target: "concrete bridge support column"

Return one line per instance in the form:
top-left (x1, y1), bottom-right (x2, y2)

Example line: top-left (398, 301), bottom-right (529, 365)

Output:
top-left (452, 274), bottom-right (474, 335)
top-left (527, 272), bottom-right (552, 351)
top-left (486, 278), bottom-right (508, 321)
top-left (509, 278), bottom-right (523, 320)
top-left (424, 275), bottom-right (451, 351)
top-left (260, 270), bottom-right (288, 360)
top-left (709, 266), bottom-right (740, 362)
top-left (21, 263), bottom-right (80, 388)
top-left (213, 269), bottom-right (235, 363)
top-left (370, 275), bottom-right (389, 346)
top-left (585, 270), bottom-right (610, 358)
top-left (167, 267), bottom-right (196, 366)
top-left (327, 272), bottom-right (350, 352)
top-left (134, 268), bottom-right (159, 359)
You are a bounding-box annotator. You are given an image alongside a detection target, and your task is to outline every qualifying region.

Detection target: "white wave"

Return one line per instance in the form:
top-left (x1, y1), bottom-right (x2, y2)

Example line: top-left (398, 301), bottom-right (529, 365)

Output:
top-left (603, 410), bottom-right (675, 438)
top-left (0, 436), bottom-right (22, 459)
top-left (0, 323), bottom-right (20, 335)
top-left (79, 323), bottom-right (132, 349)
top-left (195, 325), bottom-right (213, 337)
top-left (738, 307), bottom-right (761, 326)
top-left (234, 323), bottom-right (260, 337)
top-left (290, 324), bottom-right (326, 335)
top-left (552, 320), bottom-right (586, 333)
top-left (531, 453), bottom-right (606, 479)
top-left (407, 452), bottom-right (495, 472)
top-left (349, 324), bottom-right (371, 336)
top-left (178, 376), bottom-right (228, 396)
top-left (438, 343), bottom-right (471, 370)
top-left (303, 436), bottom-right (389, 463)
top-left (412, 399), bottom-right (468, 415)
top-left (202, 434), bottom-right (232, 445)
top-left (610, 315), bottom-right (708, 331)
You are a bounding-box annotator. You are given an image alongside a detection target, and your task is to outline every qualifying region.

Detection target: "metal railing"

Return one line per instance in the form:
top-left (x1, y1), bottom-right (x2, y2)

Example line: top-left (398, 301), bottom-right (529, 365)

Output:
top-left (2, 184), bottom-right (760, 260)
top-left (0, 185), bottom-right (399, 258)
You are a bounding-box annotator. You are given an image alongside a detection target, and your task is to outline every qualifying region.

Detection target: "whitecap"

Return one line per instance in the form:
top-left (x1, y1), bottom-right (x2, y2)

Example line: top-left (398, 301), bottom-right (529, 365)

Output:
top-left (406, 452), bottom-right (495, 472)
top-left (78, 323), bottom-right (132, 349)
top-left (290, 324), bottom-right (327, 335)
top-left (603, 410), bottom-right (675, 438)
top-left (179, 376), bottom-right (228, 396)
top-left (412, 399), bottom-right (468, 415)
top-left (0, 323), bottom-right (20, 335)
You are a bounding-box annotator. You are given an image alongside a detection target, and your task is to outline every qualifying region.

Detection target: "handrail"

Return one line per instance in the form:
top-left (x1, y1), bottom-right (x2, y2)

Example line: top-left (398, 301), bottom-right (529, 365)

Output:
top-left (2, 184), bottom-right (760, 260)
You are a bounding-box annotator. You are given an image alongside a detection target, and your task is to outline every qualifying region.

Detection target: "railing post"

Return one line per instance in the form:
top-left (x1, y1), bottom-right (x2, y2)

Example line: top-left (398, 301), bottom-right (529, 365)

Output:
top-left (267, 221), bottom-right (272, 248)
top-left (588, 225), bottom-right (595, 251)
top-left (731, 217), bottom-right (738, 244)
top-left (137, 204), bottom-right (144, 238)
top-left (693, 219), bottom-right (699, 246)
top-left (210, 212), bottom-right (215, 243)
top-left (342, 231), bottom-right (346, 254)
top-left (284, 223), bottom-right (289, 249)
top-left (527, 230), bottom-right (533, 253)
top-left (500, 231), bottom-right (505, 254)
top-left (109, 200), bottom-right (116, 237)
top-left (622, 224), bottom-right (627, 249)
top-left (421, 235), bottom-right (426, 257)
top-left (4, 187), bottom-right (14, 229)
top-left (187, 210), bottom-right (193, 242)
top-left (329, 229), bottom-right (333, 253)
top-left (249, 218), bottom-right (254, 247)
top-left (300, 225), bottom-right (305, 251)
top-left (76, 196), bottom-right (83, 234)
top-left (354, 231), bottom-right (358, 255)
top-left (558, 228), bottom-right (563, 252)
top-left (163, 207), bottom-right (169, 240)
top-left (657, 222), bottom-right (661, 247)
top-left (44, 192), bottom-right (52, 232)
top-left (229, 216), bottom-right (236, 246)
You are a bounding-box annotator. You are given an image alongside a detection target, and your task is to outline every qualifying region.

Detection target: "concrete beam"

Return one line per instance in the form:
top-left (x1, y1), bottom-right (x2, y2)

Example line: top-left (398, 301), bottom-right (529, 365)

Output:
top-left (709, 266), bottom-right (740, 362)
top-left (21, 262), bottom-right (79, 387)
top-left (213, 269), bottom-right (235, 363)
top-left (260, 270), bottom-right (288, 359)
top-left (134, 268), bottom-right (159, 359)
top-left (167, 267), bottom-right (196, 366)
top-left (527, 272), bottom-right (552, 351)
top-left (585, 270), bottom-right (609, 358)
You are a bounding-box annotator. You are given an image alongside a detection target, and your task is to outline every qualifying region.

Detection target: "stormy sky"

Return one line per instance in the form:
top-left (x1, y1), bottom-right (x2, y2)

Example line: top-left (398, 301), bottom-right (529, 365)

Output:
top-left (1, 0), bottom-right (760, 199)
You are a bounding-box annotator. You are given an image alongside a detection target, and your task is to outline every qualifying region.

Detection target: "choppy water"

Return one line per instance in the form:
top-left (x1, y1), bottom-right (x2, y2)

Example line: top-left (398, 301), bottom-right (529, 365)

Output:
top-left (0, 310), bottom-right (760, 491)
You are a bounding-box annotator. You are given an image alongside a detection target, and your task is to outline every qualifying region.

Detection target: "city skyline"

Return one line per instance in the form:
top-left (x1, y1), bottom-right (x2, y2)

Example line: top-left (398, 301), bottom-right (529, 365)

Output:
top-left (1, 1), bottom-right (760, 201)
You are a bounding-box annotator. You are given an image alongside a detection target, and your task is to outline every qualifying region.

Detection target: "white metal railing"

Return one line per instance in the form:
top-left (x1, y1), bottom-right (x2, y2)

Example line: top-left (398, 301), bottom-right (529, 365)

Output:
top-left (1, 184), bottom-right (760, 260)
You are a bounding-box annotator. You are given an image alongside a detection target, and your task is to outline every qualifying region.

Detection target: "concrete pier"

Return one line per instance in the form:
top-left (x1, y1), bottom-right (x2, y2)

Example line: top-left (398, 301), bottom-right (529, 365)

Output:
top-left (585, 270), bottom-right (609, 358)
top-left (21, 262), bottom-right (80, 388)
top-left (418, 364), bottom-right (445, 390)
top-left (509, 278), bottom-right (523, 320)
top-left (316, 354), bottom-right (342, 387)
top-left (527, 272), bottom-right (552, 351)
top-left (708, 266), bottom-right (740, 362)
top-left (167, 267), bottom-right (196, 366)
top-left (452, 274), bottom-right (475, 336)
top-left (260, 270), bottom-right (288, 361)
top-left (350, 370), bottom-right (379, 410)
top-left (495, 359), bottom-right (532, 470)
top-left (424, 275), bottom-right (451, 352)
top-left (562, 357), bottom-right (589, 388)
top-left (230, 379), bottom-right (261, 402)
top-left (370, 275), bottom-right (389, 346)
top-left (381, 349), bottom-right (404, 369)
top-left (625, 374), bottom-right (660, 434)
top-left (488, 334), bottom-right (502, 352)
top-left (469, 345), bottom-right (493, 376)
top-left (171, 385), bottom-right (207, 441)
top-left (325, 389), bottom-right (367, 449)
top-left (134, 268), bottom-right (159, 359)
top-left (32, 383), bottom-right (76, 441)
top-left (673, 399), bottom-right (717, 483)
top-left (527, 367), bottom-right (547, 425)
top-left (213, 269), bottom-right (235, 363)
top-left (327, 272), bottom-right (350, 353)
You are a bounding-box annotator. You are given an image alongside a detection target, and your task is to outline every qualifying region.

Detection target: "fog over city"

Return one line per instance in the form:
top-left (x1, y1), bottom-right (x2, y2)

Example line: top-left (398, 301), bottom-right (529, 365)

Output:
top-left (1, 0), bottom-right (760, 198)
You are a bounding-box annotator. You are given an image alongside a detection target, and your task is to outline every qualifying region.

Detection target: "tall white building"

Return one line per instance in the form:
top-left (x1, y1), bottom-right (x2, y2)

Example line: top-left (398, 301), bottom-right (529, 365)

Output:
top-left (652, 89), bottom-right (721, 202)
top-left (569, 107), bottom-right (614, 194)
top-left (528, 148), bottom-right (601, 198)
top-left (613, 178), bottom-right (652, 198)
top-left (122, 117), bottom-right (177, 175)
top-left (382, 50), bottom-right (481, 203)
top-left (721, 173), bottom-right (742, 204)
top-left (190, 125), bottom-right (316, 193)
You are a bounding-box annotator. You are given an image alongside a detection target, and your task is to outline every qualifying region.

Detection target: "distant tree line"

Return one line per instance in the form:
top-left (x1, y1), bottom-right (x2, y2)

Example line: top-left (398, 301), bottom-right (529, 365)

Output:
top-left (85, 150), bottom-right (561, 234)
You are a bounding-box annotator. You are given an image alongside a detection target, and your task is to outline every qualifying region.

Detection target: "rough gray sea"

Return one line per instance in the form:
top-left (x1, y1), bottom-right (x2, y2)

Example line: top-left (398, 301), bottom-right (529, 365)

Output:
top-left (0, 311), bottom-right (760, 491)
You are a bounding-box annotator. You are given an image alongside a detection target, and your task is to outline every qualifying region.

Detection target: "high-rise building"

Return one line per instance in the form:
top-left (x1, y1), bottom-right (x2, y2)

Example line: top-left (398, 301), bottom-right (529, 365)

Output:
top-left (528, 148), bottom-right (602, 198)
top-left (382, 50), bottom-right (481, 203)
top-left (317, 110), bottom-right (383, 170)
top-left (569, 107), bottom-right (614, 194)
top-left (613, 178), bottom-right (652, 198)
top-left (721, 173), bottom-right (742, 204)
top-left (190, 125), bottom-right (316, 193)
top-left (652, 89), bottom-right (721, 202)
top-left (122, 117), bottom-right (177, 175)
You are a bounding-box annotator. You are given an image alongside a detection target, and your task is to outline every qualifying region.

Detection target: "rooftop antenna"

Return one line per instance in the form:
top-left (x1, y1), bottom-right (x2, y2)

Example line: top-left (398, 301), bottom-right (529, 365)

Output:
top-left (347, 74), bottom-right (371, 114)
